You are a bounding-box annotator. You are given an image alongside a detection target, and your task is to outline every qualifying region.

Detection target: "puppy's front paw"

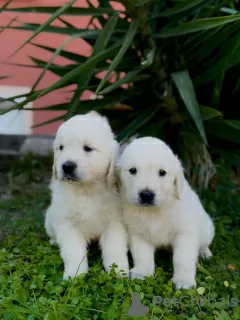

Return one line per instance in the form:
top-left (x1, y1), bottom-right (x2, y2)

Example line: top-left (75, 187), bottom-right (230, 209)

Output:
top-left (63, 271), bottom-right (74, 280)
top-left (49, 239), bottom-right (56, 246)
top-left (63, 270), bottom-right (87, 280)
top-left (116, 267), bottom-right (129, 279)
top-left (63, 265), bottom-right (88, 280)
top-left (129, 267), bottom-right (154, 280)
top-left (172, 275), bottom-right (196, 290)
top-left (200, 248), bottom-right (212, 259)
top-left (105, 264), bottom-right (129, 278)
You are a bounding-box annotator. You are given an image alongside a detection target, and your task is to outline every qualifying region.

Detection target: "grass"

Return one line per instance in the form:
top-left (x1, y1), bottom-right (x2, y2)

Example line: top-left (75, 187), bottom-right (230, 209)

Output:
top-left (0, 155), bottom-right (240, 320)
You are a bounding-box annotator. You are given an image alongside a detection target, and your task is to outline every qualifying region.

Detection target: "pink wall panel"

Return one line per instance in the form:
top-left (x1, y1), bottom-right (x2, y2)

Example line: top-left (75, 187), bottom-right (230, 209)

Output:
top-left (0, 0), bottom-right (99, 134)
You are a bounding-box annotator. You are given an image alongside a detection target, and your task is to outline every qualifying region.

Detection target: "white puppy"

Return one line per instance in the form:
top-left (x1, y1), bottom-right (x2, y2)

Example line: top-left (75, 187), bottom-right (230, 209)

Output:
top-left (118, 137), bottom-right (214, 289)
top-left (45, 112), bottom-right (129, 279)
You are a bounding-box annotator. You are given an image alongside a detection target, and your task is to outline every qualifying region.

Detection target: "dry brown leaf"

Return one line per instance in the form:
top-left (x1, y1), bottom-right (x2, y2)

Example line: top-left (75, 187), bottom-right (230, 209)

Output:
top-left (228, 264), bottom-right (238, 271)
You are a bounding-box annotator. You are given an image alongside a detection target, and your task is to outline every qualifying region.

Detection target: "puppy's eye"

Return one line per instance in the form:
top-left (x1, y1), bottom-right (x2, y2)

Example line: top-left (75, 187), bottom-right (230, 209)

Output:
top-left (129, 168), bottom-right (137, 175)
top-left (83, 145), bottom-right (93, 152)
top-left (159, 169), bottom-right (166, 177)
top-left (59, 145), bottom-right (64, 151)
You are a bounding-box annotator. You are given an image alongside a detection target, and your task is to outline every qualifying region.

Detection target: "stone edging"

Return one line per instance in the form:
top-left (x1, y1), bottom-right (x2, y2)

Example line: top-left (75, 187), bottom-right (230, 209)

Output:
top-left (0, 133), bottom-right (137, 157)
top-left (0, 134), bottom-right (55, 157)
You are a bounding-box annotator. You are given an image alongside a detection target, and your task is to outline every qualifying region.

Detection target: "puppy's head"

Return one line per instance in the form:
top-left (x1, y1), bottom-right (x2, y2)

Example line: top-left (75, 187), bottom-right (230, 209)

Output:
top-left (53, 111), bottom-right (118, 187)
top-left (118, 137), bottom-right (184, 207)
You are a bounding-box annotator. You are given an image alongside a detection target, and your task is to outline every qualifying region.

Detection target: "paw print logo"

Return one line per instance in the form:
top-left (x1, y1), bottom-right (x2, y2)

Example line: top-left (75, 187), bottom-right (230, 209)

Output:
top-left (128, 292), bottom-right (149, 317)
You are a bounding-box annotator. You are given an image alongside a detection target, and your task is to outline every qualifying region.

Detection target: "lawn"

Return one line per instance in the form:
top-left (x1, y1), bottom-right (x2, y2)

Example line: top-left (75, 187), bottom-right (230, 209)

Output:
top-left (0, 155), bottom-right (240, 320)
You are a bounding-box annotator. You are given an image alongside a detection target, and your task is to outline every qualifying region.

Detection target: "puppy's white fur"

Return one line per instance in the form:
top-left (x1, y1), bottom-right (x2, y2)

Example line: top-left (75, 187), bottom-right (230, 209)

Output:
top-left (118, 137), bottom-right (214, 289)
top-left (45, 112), bottom-right (129, 279)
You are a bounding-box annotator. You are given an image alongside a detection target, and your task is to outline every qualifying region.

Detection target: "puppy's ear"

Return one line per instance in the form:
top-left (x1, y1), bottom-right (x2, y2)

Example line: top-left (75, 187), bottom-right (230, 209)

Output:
top-left (174, 163), bottom-right (185, 200)
top-left (107, 140), bottom-right (119, 188)
top-left (52, 141), bottom-right (58, 180)
top-left (52, 154), bottom-right (58, 180)
top-left (115, 160), bottom-right (122, 192)
top-left (87, 110), bottom-right (102, 118)
top-left (87, 111), bottom-right (109, 124)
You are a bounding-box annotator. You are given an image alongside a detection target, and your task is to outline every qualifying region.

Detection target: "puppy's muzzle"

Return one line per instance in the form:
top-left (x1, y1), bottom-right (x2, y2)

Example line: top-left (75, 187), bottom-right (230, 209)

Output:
top-left (62, 161), bottom-right (77, 179)
top-left (139, 189), bottom-right (155, 206)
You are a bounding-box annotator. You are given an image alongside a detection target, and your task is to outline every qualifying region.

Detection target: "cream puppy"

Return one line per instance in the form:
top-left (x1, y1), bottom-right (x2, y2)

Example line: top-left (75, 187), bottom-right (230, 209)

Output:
top-left (118, 137), bottom-right (214, 289)
top-left (45, 112), bottom-right (129, 279)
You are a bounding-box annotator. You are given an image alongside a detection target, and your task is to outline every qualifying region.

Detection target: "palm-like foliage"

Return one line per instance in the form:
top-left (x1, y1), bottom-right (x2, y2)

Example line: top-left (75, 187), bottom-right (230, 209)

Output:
top-left (1, 0), bottom-right (240, 186)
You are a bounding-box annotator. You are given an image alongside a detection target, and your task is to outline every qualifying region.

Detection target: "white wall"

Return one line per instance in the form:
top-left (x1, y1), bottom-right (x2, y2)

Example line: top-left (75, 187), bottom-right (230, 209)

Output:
top-left (0, 85), bottom-right (33, 135)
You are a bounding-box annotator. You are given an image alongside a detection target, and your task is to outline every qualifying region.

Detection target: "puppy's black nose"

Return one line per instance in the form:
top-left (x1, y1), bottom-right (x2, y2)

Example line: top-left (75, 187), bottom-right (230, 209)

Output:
top-left (62, 161), bottom-right (76, 175)
top-left (139, 190), bottom-right (155, 205)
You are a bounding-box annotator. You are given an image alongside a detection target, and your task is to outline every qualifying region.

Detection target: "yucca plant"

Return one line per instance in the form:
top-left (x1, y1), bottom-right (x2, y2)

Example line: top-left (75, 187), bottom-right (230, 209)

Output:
top-left (1, 0), bottom-right (240, 187)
